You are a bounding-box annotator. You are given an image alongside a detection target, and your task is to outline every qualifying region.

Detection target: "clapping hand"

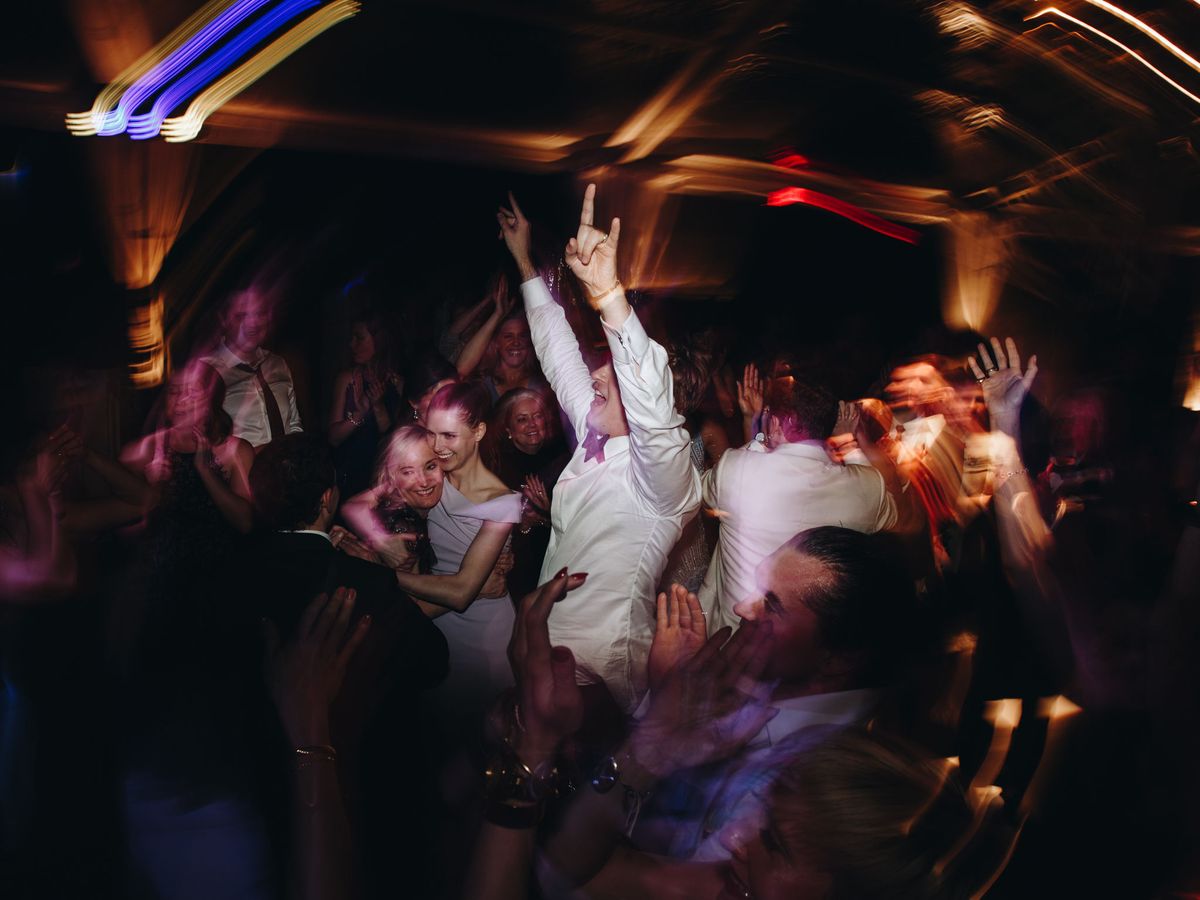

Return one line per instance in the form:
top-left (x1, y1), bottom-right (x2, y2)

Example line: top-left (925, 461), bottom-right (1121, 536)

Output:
top-left (968, 337), bottom-right (1038, 436)
top-left (522, 474), bottom-right (550, 515)
top-left (736, 363), bottom-right (764, 422)
top-left (647, 584), bottom-right (709, 692)
top-left (632, 620), bottom-right (777, 777)
top-left (564, 184), bottom-right (621, 304)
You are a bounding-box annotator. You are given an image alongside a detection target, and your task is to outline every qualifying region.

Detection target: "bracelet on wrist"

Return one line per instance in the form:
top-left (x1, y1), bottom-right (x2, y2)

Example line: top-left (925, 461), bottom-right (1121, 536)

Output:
top-left (586, 280), bottom-right (623, 309)
top-left (295, 744), bottom-right (337, 768)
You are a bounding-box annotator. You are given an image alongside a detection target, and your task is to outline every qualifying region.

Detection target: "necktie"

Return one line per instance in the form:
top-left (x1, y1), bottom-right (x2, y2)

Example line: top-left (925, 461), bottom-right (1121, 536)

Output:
top-left (235, 362), bottom-right (286, 442)
top-left (582, 428), bottom-right (609, 464)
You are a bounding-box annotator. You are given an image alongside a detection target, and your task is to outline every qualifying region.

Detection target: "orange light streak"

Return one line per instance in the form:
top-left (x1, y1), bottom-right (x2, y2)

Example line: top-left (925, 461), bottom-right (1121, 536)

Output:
top-left (1080, 0), bottom-right (1200, 75)
top-left (1025, 7), bottom-right (1200, 106)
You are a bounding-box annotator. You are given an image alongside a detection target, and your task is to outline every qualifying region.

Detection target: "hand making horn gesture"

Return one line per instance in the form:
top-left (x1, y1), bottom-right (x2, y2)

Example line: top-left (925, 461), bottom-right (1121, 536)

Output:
top-left (564, 183), bottom-right (622, 307)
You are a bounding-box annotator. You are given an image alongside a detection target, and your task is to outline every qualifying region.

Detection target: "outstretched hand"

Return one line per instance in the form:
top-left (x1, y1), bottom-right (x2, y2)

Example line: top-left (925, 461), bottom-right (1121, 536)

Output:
top-left (498, 191), bottom-right (535, 279)
top-left (564, 184), bottom-right (621, 304)
top-left (968, 337), bottom-right (1038, 435)
top-left (263, 588), bottom-right (370, 747)
top-left (507, 569), bottom-right (588, 765)
top-left (647, 584), bottom-right (708, 692)
top-left (736, 363), bottom-right (764, 421)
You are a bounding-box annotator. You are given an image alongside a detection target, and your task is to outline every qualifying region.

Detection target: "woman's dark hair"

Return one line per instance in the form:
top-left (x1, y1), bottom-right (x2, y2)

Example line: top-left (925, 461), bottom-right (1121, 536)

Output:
top-left (403, 353), bottom-right (459, 410)
top-left (351, 309), bottom-right (399, 374)
top-left (668, 339), bottom-right (715, 416)
top-left (427, 381), bottom-right (492, 429)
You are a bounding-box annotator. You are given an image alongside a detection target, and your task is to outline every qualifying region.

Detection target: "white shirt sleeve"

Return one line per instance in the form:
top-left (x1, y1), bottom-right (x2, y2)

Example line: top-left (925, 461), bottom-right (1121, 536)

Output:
top-left (601, 309), bottom-right (699, 518)
top-left (520, 276), bottom-right (595, 441)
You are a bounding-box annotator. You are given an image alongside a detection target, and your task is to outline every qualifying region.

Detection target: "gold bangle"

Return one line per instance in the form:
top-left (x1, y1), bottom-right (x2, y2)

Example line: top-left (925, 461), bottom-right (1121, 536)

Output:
top-left (587, 280), bottom-right (623, 308)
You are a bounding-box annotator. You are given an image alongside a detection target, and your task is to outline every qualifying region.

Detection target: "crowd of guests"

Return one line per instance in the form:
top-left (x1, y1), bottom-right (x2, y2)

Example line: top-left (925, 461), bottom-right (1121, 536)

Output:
top-left (2, 183), bottom-right (1199, 900)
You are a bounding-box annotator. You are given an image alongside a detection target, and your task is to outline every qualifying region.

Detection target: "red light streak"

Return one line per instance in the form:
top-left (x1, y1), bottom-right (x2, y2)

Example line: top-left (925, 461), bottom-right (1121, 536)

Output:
top-left (771, 151), bottom-right (811, 169)
top-left (766, 187), bottom-right (922, 244)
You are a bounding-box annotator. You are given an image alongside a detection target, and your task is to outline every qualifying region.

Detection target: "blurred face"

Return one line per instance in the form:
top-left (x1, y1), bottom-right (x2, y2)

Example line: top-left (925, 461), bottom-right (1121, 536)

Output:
top-left (719, 815), bottom-right (830, 900)
top-left (507, 397), bottom-right (547, 454)
top-left (166, 365), bottom-right (213, 431)
top-left (415, 378), bottom-right (457, 425)
top-left (428, 406), bottom-right (483, 474)
top-left (349, 323), bottom-right (376, 366)
top-left (388, 438), bottom-right (444, 510)
top-left (585, 361), bottom-right (629, 437)
top-left (496, 319), bottom-right (531, 370)
top-left (732, 547), bottom-right (826, 683)
top-left (222, 292), bottom-right (272, 354)
top-left (885, 362), bottom-right (950, 415)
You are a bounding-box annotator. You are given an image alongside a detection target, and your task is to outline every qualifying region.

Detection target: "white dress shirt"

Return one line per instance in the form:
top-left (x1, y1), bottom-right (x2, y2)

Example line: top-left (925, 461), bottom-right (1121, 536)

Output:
top-left (698, 440), bottom-right (897, 630)
top-left (521, 276), bottom-right (700, 712)
top-left (203, 341), bottom-right (303, 448)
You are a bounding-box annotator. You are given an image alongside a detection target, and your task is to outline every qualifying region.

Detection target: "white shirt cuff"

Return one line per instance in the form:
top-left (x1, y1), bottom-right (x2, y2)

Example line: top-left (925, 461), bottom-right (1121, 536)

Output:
top-left (520, 275), bottom-right (554, 310)
top-left (601, 307), bottom-right (651, 366)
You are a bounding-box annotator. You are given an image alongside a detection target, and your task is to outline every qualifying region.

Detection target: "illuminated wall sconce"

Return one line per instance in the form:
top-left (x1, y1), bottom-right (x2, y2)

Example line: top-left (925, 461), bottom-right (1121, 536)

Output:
top-left (129, 293), bottom-right (167, 388)
top-left (67, 0), bottom-right (360, 142)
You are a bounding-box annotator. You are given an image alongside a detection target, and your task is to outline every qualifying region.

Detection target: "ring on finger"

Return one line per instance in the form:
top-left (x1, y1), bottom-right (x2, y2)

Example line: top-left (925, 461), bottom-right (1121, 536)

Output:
top-left (597, 233), bottom-right (609, 245)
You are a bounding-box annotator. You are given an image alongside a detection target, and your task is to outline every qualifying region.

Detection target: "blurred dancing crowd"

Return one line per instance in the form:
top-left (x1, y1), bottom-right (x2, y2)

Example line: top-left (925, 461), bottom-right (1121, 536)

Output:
top-left (2, 184), bottom-right (1198, 899)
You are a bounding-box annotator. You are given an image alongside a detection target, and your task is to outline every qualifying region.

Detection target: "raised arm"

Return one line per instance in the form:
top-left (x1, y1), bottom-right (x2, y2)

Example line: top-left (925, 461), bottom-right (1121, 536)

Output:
top-left (499, 192), bottom-right (596, 438)
top-left (564, 184), bottom-right (697, 517)
top-left (456, 274), bottom-right (512, 379)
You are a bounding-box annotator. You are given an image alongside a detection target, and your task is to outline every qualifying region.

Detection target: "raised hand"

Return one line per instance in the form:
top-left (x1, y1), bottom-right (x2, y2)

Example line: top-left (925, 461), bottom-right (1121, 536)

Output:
top-left (192, 427), bottom-right (214, 472)
top-left (498, 191), bottom-right (535, 279)
top-left (564, 183), bottom-right (621, 304)
top-left (827, 400), bottom-right (861, 464)
top-left (262, 588), bottom-right (370, 747)
top-left (647, 584), bottom-right (709, 692)
top-left (632, 619), bottom-right (777, 776)
top-left (507, 569), bottom-right (588, 765)
top-left (736, 363), bottom-right (764, 421)
top-left (968, 336), bottom-right (1038, 435)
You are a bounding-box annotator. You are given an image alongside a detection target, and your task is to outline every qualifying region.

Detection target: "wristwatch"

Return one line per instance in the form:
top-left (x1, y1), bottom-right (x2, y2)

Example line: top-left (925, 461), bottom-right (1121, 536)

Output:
top-left (590, 750), bottom-right (655, 797)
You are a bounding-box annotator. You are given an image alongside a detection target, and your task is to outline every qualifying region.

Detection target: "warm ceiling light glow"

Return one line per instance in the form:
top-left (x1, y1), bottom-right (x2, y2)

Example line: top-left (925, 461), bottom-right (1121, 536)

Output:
top-left (1026, 7), bottom-right (1200, 106)
top-left (767, 187), bottom-right (922, 244)
top-left (163, 1), bottom-right (361, 143)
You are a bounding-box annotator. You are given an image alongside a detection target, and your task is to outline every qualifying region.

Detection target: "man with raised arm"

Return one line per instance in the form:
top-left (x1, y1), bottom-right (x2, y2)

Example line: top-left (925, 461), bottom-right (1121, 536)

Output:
top-left (498, 185), bottom-right (700, 712)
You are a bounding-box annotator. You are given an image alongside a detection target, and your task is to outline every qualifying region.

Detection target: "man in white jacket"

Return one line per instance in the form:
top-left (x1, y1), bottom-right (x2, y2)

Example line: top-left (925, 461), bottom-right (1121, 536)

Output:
top-left (498, 186), bottom-right (699, 712)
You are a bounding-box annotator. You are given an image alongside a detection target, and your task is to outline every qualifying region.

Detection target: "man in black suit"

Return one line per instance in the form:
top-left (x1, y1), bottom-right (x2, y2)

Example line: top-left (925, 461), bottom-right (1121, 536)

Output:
top-left (247, 434), bottom-right (448, 897)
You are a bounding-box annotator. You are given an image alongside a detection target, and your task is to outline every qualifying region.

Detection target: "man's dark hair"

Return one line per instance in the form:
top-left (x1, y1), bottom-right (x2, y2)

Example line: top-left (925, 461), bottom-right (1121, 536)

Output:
top-left (250, 434), bottom-right (337, 531)
top-left (783, 526), bottom-right (917, 687)
top-left (764, 376), bottom-right (837, 441)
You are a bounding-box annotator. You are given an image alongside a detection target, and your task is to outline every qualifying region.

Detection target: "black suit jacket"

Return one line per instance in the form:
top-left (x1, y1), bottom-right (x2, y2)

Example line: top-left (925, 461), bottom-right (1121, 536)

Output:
top-left (247, 531), bottom-right (448, 700)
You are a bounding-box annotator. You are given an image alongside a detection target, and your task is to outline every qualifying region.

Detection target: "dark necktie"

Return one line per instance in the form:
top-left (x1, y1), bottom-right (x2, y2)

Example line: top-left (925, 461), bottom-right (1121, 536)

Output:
top-left (582, 428), bottom-right (609, 464)
top-left (235, 361), bottom-right (286, 442)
